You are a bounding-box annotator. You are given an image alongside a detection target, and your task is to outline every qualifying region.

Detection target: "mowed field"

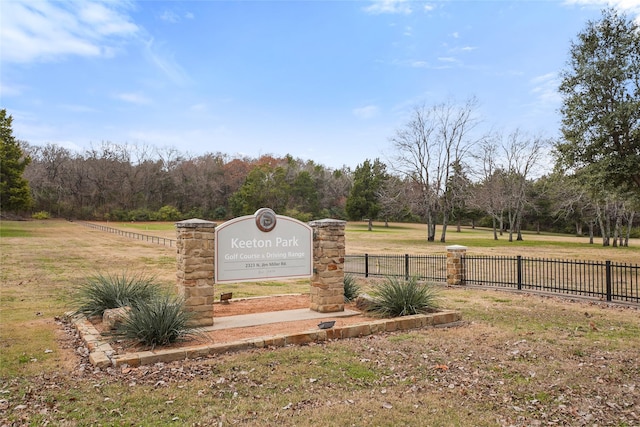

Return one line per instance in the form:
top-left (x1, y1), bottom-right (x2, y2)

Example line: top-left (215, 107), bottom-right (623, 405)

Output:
top-left (1, 219), bottom-right (639, 426)
top-left (104, 219), bottom-right (640, 262)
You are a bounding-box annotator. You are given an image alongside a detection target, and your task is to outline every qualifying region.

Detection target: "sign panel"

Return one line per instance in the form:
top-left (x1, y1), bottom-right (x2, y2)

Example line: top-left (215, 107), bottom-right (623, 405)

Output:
top-left (215, 208), bottom-right (313, 283)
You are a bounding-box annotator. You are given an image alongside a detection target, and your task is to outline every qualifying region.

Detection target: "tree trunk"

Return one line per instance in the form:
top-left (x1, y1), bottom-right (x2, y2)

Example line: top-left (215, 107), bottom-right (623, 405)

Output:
top-left (440, 212), bottom-right (448, 243)
top-left (624, 211), bottom-right (634, 247)
top-left (456, 217), bottom-right (461, 232)
top-left (426, 209), bottom-right (436, 242)
top-left (516, 211), bottom-right (523, 241)
top-left (612, 212), bottom-right (621, 247)
top-left (508, 211), bottom-right (515, 242)
top-left (588, 221), bottom-right (594, 244)
top-left (597, 204), bottom-right (610, 246)
top-left (492, 216), bottom-right (498, 240)
top-left (367, 218), bottom-right (373, 232)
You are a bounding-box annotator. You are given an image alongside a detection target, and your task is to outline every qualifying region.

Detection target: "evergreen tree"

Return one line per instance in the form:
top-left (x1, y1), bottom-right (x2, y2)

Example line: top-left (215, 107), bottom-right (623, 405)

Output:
top-left (0, 109), bottom-right (33, 214)
top-left (557, 8), bottom-right (640, 195)
top-left (345, 159), bottom-right (388, 230)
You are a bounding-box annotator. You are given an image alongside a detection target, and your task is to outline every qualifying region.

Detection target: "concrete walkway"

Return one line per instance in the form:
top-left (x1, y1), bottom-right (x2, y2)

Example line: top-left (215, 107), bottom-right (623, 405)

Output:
top-left (202, 308), bottom-right (361, 332)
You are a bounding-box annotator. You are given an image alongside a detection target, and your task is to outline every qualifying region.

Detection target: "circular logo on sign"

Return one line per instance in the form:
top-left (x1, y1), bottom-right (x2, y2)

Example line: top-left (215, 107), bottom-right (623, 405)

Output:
top-left (255, 208), bottom-right (277, 232)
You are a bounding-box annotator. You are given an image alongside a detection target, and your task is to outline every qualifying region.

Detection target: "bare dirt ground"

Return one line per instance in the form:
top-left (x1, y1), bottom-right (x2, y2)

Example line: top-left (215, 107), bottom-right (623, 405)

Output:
top-left (209, 295), bottom-right (365, 344)
top-left (106, 294), bottom-right (378, 351)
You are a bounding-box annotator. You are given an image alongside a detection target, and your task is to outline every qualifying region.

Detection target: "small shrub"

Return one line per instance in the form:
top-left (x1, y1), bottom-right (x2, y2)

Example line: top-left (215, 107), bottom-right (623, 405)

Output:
top-left (72, 272), bottom-right (162, 317)
top-left (156, 205), bottom-right (182, 221)
top-left (31, 211), bottom-right (50, 220)
top-left (365, 276), bottom-right (439, 318)
top-left (343, 274), bottom-right (361, 302)
top-left (128, 208), bottom-right (153, 221)
top-left (114, 294), bottom-right (196, 349)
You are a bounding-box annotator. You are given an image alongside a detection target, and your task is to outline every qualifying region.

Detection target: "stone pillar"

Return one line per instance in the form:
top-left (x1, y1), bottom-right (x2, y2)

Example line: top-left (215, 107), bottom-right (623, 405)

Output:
top-left (176, 219), bottom-right (217, 327)
top-left (309, 219), bottom-right (346, 313)
top-left (446, 245), bottom-right (467, 286)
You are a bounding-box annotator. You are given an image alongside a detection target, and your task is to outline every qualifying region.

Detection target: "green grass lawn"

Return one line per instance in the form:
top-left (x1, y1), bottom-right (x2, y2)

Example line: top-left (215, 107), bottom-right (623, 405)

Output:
top-left (0, 219), bottom-right (638, 426)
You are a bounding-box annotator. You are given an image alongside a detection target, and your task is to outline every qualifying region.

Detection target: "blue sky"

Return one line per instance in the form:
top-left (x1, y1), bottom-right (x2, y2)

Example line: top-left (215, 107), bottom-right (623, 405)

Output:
top-left (2, 0), bottom-right (639, 170)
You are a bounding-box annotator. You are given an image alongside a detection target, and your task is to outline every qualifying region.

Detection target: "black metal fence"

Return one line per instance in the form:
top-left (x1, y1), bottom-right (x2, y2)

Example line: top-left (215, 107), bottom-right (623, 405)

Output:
top-left (345, 254), bottom-right (640, 304)
top-left (79, 222), bottom-right (176, 247)
top-left (345, 254), bottom-right (447, 282)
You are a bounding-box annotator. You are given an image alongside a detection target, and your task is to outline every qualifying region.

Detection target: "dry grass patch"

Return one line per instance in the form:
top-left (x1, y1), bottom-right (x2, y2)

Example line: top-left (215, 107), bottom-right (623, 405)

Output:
top-left (1, 219), bottom-right (639, 426)
top-left (101, 220), bottom-right (640, 262)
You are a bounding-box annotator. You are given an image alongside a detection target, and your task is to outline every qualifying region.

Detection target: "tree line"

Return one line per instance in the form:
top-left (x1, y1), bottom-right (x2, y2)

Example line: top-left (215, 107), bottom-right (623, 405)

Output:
top-left (15, 129), bottom-right (637, 247)
top-left (21, 143), bottom-right (351, 223)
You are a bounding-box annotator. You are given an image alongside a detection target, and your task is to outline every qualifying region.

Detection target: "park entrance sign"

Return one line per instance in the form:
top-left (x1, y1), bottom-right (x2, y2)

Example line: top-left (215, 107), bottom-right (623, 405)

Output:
top-left (214, 208), bottom-right (313, 283)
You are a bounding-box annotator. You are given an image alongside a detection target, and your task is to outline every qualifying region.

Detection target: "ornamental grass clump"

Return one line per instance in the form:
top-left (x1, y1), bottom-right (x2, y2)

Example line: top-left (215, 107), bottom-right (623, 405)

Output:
top-left (343, 274), bottom-right (361, 302)
top-left (366, 276), bottom-right (439, 318)
top-left (114, 294), bottom-right (196, 349)
top-left (72, 272), bottom-right (162, 317)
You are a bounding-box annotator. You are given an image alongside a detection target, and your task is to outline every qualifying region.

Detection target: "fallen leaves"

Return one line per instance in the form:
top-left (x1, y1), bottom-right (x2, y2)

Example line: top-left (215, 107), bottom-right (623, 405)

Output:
top-left (2, 292), bottom-right (639, 427)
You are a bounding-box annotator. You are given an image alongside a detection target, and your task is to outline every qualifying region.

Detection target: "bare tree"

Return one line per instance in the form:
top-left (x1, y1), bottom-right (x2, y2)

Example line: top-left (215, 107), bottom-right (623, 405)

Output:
top-left (470, 134), bottom-right (504, 239)
top-left (548, 172), bottom-right (598, 241)
top-left (389, 98), bottom-right (479, 242)
top-left (377, 174), bottom-right (413, 226)
top-left (24, 143), bottom-right (73, 217)
top-left (473, 130), bottom-right (547, 241)
top-left (501, 130), bottom-right (547, 241)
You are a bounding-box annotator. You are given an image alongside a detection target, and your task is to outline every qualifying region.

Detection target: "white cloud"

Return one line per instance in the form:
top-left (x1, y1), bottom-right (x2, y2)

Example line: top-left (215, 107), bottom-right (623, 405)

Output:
top-left (353, 105), bottom-right (380, 119)
top-left (114, 92), bottom-right (152, 105)
top-left (78, 2), bottom-right (137, 36)
top-left (0, 82), bottom-right (26, 97)
top-left (411, 60), bottom-right (430, 68)
top-left (563, 0), bottom-right (640, 23)
top-left (159, 10), bottom-right (180, 23)
top-left (364, 0), bottom-right (413, 15)
top-left (159, 8), bottom-right (195, 23)
top-left (0, 0), bottom-right (138, 64)
top-left (189, 103), bottom-right (208, 112)
top-left (528, 72), bottom-right (562, 115)
top-left (143, 38), bottom-right (191, 86)
top-left (564, 0), bottom-right (640, 8)
top-left (59, 104), bottom-right (99, 113)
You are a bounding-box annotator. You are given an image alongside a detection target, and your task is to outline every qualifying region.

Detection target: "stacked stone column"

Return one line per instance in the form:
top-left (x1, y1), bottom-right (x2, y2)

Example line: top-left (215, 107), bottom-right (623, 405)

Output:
top-left (446, 245), bottom-right (467, 286)
top-left (309, 219), bottom-right (346, 313)
top-left (176, 219), bottom-right (216, 327)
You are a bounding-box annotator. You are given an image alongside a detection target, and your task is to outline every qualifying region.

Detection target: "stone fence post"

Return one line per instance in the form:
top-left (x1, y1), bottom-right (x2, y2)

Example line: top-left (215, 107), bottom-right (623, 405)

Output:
top-left (176, 219), bottom-right (217, 327)
top-left (446, 245), bottom-right (467, 286)
top-left (309, 219), bottom-right (346, 313)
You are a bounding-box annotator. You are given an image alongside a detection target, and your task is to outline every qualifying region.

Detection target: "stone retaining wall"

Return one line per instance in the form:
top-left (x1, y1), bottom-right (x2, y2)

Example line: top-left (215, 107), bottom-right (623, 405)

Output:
top-left (70, 309), bottom-right (462, 368)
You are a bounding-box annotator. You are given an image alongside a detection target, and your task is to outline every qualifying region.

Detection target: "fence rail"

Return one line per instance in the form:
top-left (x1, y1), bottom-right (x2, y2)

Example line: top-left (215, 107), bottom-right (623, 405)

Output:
top-left (79, 222), bottom-right (176, 247)
top-left (345, 254), bottom-right (640, 304)
top-left (344, 254), bottom-right (447, 282)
